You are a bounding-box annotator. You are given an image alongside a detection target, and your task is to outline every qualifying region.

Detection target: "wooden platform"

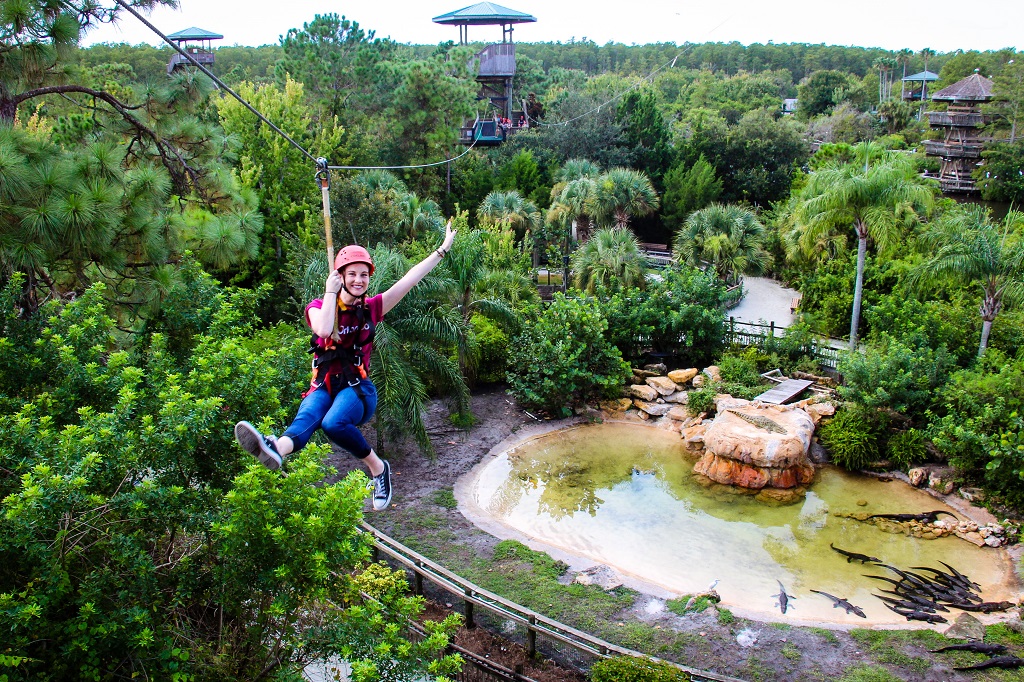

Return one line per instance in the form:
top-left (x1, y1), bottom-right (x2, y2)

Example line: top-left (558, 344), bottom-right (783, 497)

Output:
top-left (754, 378), bottom-right (814, 404)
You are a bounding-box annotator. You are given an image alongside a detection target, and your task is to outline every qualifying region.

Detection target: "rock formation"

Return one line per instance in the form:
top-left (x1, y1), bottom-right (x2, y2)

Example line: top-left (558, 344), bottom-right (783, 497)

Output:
top-left (693, 397), bottom-right (816, 490)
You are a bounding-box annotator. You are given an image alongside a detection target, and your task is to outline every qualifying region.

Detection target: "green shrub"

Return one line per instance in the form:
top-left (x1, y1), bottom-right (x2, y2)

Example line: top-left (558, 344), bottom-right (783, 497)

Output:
top-left (838, 335), bottom-right (955, 419)
top-left (819, 408), bottom-right (882, 470)
top-left (666, 594), bottom-right (716, 615)
top-left (471, 313), bottom-right (510, 384)
top-left (0, 281), bottom-right (462, 680)
top-left (887, 429), bottom-right (927, 470)
top-left (590, 655), bottom-right (690, 682)
top-left (599, 265), bottom-right (726, 365)
top-left (687, 384), bottom-right (720, 414)
top-left (717, 607), bottom-right (735, 624)
top-left (719, 351), bottom-right (764, 388)
top-left (507, 294), bottom-right (630, 417)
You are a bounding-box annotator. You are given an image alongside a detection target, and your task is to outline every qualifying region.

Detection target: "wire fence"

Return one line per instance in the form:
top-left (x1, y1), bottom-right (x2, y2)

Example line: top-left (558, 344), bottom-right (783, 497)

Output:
top-left (360, 523), bottom-right (748, 682)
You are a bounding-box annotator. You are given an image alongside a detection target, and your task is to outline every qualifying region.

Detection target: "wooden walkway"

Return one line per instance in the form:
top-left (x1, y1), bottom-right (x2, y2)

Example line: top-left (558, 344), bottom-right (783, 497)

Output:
top-left (754, 378), bottom-right (814, 404)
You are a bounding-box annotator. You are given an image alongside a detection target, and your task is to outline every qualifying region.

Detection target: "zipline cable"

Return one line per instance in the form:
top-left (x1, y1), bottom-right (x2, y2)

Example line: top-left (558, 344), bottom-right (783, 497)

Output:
top-left (109, 0), bottom-right (318, 164)
top-left (110, 0), bottom-right (482, 172)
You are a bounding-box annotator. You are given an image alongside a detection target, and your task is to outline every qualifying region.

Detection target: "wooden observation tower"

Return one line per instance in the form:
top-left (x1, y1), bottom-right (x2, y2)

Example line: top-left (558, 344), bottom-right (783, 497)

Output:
top-left (166, 27), bottom-right (223, 75)
top-left (923, 71), bottom-right (994, 193)
top-left (432, 2), bottom-right (537, 145)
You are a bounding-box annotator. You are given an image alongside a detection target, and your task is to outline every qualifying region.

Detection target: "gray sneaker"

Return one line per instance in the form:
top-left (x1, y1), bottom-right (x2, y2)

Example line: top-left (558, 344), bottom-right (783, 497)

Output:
top-left (234, 421), bottom-right (282, 470)
top-left (371, 459), bottom-right (393, 511)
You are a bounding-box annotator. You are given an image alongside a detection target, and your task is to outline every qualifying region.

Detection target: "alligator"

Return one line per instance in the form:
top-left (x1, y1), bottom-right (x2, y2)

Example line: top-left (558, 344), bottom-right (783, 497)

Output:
top-left (931, 642), bottom-right (1008, 655)
top-left (772, 580), bottom-right (795, 614)
top-left (939, 561), bottom-right (981, 591)
top-left (829, 543), bottom-right (880, 564)
top-left (953, 656), bottom-right (1024, 671)
top-left (882, 602), bottom-right (948, 624)
top-left (726, 409), bottom-right (786, 434)
top-left (874, 594), bottom-right (936, 613)
top-left (944, 600), bottom-right (1016, 613)
top-left (810, 590), bottom-right (866, 618)
top-left (865, 510), bottom-right (957, 523)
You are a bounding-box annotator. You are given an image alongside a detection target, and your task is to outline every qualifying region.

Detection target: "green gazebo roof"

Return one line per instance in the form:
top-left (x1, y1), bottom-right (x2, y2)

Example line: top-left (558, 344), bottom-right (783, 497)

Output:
top-left (166, 27), bottom-right (224, 41)
top-left (902, 70), bottom-right (939, 82)
top-left (432, 2), bottom-right (537, 26)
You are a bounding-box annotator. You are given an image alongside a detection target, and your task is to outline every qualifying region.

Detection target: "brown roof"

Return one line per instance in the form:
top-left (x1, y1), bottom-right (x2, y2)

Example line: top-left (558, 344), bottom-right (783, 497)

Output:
top-left (931, 72), bottom-right (994, 101)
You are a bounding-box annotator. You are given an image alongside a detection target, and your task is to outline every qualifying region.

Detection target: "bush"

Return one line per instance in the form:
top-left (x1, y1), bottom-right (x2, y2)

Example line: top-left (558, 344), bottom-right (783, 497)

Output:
top-left (0, 281), bottom-right (461, 679)
top-left (838, 335), bottom-right (955, 419)
top-left (819, 408), bottom-right (882, 470)
top-left (507, 294), bottom-right (630, 417)
top-left (590, 655), bottom-right (690, 682)
top-left (687, 384), bottom-right (720, 414)
top-left (927, 351), bottom-right (1024, 508)
top-left (887, 429), bottom-right (928, 470)
top-left (471, 313), bottom-right (510, 384)
top-left (599, 265), bottom-right (726, 365)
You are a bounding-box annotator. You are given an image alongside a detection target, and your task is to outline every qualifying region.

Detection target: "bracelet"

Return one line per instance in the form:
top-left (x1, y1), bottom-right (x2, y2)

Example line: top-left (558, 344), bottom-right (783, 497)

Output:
top-left (436, 248), bottom-right (448, 258)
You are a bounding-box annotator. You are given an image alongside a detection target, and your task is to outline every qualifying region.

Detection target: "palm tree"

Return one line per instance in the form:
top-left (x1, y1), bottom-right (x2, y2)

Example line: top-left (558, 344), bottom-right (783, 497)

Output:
top-left (570, 227), bottom-right (647, 293)
top-left (911, 207), bottom-right (1024, 356)
top-left (553, 158), bottom-right (602, 185)
top-left (674, 203), bottom-right (768, 284)
top-left (395, 192), bottom-right (443, 242)
top-left (547, 176), bottom-right (598, 243)
top-left (443, 227), bottom-right (538, 386)
top-left (794, 148), bottom-right (935, 349)
top-left (477, 190), bottom-right (541, 238)
top-left (590, 167), bottom-right (660, 229)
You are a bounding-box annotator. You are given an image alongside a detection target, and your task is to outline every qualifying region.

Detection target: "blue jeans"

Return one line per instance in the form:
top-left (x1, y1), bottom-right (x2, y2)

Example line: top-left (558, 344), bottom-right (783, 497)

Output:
top-left (282, 379), bottom-right (378, 459)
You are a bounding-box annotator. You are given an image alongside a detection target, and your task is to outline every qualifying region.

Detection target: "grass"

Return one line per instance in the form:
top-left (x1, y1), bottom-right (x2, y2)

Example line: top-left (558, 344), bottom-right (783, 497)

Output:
top-left (809, 627), bottom-right (839, 644)
top-left (850, 628), bottom-right (945, 673)
top-left (716, 607), bottom-right (735, 625)
top-left (667, 594), bottom-right (717, 615)
top-left (781, 642), bottom-right (802, 661)
top-left (430, 487), bottom-right (458, 509)
top-left (837, 664), bottom-right (902, 682)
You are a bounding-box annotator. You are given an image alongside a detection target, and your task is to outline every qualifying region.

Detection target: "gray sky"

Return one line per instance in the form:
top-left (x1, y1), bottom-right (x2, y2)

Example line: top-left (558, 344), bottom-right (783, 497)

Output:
top-left (85, 0), bottom-right (1021, 53)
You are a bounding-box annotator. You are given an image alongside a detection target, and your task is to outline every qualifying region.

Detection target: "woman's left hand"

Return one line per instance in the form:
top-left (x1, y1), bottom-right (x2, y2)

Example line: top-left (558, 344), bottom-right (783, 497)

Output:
top-left (441, 220), bottom-right (456, 252)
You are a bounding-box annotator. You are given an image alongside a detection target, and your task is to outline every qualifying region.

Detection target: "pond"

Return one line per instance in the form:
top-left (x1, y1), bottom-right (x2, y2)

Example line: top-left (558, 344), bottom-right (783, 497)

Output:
top-left (458, 422), bottom-right (1019, 626)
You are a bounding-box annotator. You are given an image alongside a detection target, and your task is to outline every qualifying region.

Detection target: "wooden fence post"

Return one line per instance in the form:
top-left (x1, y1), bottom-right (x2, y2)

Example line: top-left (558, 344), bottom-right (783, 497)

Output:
top-left (527, 615), bottom-right (537, 658)
top-left (464, 588), bottom-right (475, 628)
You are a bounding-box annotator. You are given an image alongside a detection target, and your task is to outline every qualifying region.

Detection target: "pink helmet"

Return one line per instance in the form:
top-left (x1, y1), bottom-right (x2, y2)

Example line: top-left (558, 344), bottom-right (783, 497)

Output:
top-left (334, 245), bottom-right (375, 275)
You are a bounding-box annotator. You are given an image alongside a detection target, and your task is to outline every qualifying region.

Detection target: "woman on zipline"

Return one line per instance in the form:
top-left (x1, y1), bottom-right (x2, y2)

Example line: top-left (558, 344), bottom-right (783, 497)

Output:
top-left (235, 223), bottom-right (456, 511)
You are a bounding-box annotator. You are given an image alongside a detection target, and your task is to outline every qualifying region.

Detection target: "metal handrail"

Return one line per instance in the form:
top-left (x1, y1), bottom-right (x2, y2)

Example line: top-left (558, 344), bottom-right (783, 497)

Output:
top-left (360, 522), bottom-right (747, 682)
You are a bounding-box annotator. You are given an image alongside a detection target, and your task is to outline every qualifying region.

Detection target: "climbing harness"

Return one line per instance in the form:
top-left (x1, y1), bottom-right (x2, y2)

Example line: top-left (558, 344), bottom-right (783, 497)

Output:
top-left (305, 297), bottom-right (377, 413)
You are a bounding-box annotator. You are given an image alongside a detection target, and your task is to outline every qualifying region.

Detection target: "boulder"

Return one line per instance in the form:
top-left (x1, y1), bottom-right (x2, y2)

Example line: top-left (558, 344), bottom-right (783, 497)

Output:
top-left (573, 564), bottom-right (623, 590)
top-left (681, 424), bottom-right (707, 452)
top-left (632, 400), bottom-right (672, 417)
top-left (643, 363), bottom-right (668, 375)
top-left (945, 613), bottom-right (986, 641)
top-left (929, 470), bottom-right (955, 495)
top-left (703, 365), bottom-right (723, 382)
top-left (666, 406), bottom-right (691, 421)
top-left (646, 376), bottom-right (680, 396)
top-left (632, 368), bottom-right (659, 379)
top-left (908, 467), bottom-right (928, 487)
top-left (599, 398), bottom-right (633, 413)
top-left (804, 402), bottom-right (836, 426)
top-left (691, 374), bottom-right (706, 388)
top-left (629, 384), bottom-right (659, 401)
top-left (668, 368), bottom-right (699, 385)
top-left (693, 398), bottom-right (817, 490)
top-left (664, 391), bottom-right (689, 404)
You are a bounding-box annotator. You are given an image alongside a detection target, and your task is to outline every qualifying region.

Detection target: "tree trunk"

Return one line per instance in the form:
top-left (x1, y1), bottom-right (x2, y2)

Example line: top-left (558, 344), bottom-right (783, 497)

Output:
top-left (979, 319), bottom-right (993, 357)
top-left (0, 96), bottom-right (16, 125)
top-left (849, 230), bottom-right (868, 350)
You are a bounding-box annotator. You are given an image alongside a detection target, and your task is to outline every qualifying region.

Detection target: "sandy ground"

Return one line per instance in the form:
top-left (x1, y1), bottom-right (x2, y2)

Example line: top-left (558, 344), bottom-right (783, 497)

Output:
top-left (323, 388), bottom-right (1024, 682)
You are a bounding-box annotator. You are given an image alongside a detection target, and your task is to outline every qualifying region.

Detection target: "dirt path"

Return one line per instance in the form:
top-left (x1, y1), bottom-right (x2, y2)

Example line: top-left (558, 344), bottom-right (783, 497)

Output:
top-left (325, 388), bottom-right (1024, 682)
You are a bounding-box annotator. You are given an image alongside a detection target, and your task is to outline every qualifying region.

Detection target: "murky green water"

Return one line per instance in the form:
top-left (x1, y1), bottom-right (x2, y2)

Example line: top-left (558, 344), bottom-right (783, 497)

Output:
top-left (465, 423), bottom-right (1019, 625)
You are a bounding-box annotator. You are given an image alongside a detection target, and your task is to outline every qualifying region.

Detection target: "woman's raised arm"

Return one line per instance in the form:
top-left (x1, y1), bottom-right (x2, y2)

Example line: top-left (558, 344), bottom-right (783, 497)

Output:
top-left (380, 221), bottom-right (456, 315)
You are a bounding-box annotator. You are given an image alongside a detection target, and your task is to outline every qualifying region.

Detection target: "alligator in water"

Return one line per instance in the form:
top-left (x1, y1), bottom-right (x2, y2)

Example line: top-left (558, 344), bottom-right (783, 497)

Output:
top-left (865, 510), bottom-right (957, 523)
top-left (939, 561), bottom-right (981, 591)
top-left (944, 600), bottom-right (1015, 613)
top-left (772, 580), bottom-right (795, 614)
top-left (882, 602), bottom-right (948, 623)
top-left (829, 543), bottom-right (880, 564)
top-left (810, 590), bottom-right (866, 618)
